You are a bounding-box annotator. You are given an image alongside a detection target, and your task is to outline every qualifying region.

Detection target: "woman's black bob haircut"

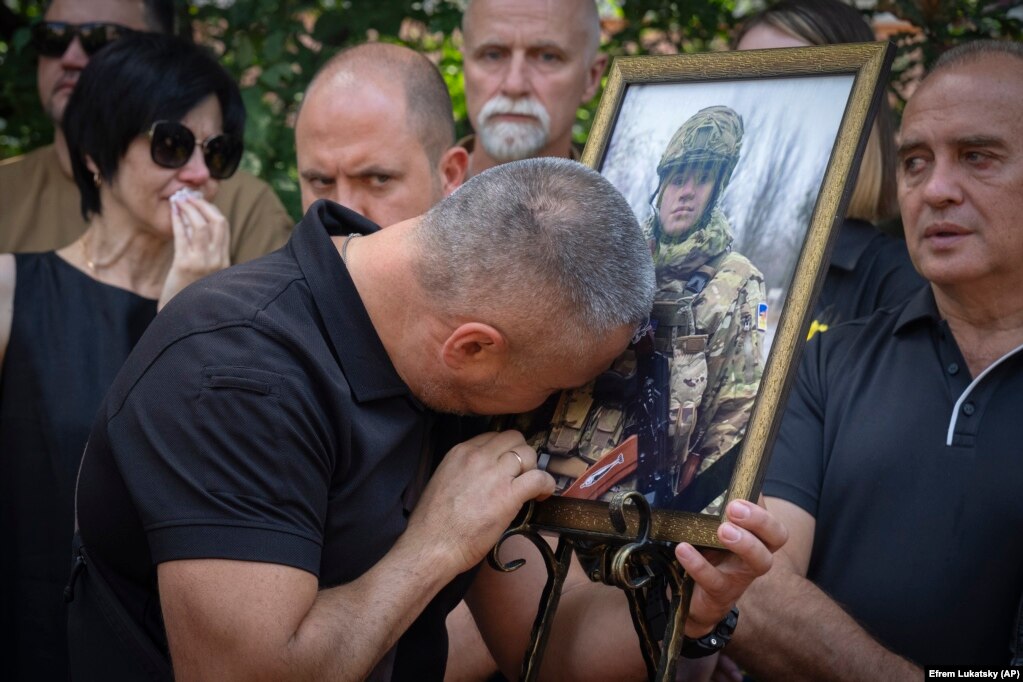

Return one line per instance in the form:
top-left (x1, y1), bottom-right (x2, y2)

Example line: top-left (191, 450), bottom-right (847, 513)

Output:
top-left (63, 32), bottom-right (245, 220)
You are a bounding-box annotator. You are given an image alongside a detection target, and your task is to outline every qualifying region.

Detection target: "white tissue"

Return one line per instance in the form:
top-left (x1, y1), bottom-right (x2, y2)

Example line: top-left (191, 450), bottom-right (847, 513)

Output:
top-left (170, 187), bottom-right (203, 204)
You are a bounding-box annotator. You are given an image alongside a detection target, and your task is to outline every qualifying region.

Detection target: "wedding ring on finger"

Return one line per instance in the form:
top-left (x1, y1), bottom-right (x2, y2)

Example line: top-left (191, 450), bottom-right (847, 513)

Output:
top-left (504, 450), bottom-right (525, 476)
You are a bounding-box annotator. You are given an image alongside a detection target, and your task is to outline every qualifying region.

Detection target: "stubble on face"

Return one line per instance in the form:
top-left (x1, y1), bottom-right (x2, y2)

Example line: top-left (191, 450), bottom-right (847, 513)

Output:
top-left (437, 322), bottom-right (635, 418)
top-left (413, 376), bottom-right (471, 416)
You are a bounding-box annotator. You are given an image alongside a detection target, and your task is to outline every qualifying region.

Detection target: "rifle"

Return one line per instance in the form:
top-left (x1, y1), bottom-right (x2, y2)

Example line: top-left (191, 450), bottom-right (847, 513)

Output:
top-left (589, 327), bottom-right (675, 507)
top-left (628, 334), bottom-right (674, 506)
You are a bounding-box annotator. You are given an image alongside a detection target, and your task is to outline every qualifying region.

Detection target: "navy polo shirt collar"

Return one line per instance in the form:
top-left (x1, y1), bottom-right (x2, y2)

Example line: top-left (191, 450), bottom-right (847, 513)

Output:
top-left (893, 285), bottom-right (940, 335)
top-left (290, 200), bottom-right (411, 403)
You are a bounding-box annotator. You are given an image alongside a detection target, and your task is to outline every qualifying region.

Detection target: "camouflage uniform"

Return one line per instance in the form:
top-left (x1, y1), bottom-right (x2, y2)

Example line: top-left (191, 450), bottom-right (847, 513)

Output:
top-left (513, 107), bottom-right (766, 514)
top-left (642, 210), bottom-right (766, 513)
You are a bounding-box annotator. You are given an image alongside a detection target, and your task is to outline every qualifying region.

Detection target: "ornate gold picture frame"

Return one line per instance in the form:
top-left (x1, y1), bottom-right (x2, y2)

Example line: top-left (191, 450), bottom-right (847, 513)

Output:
top-left (521, 42), bottom-right (895, 549)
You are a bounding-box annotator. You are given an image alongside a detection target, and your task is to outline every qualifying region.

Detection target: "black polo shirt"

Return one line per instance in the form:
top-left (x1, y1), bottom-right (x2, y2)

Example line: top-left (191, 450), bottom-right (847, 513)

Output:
top-left (812, 218), bottom-right (925, 329)
top-left (72, 201), bottom-right (466, 681)
top-left (765, 286), bottom-right (1023, 666)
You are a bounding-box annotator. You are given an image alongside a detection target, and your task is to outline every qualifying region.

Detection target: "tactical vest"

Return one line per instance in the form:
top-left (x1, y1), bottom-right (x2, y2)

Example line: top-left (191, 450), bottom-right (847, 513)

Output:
top-left (532, 258), bottom-right (725, 504)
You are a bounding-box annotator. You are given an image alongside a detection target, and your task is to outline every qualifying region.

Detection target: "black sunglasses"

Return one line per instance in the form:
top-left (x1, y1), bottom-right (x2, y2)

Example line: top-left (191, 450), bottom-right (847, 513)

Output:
top-left (148, 120), bottom-right (243, 180)
top-left (31, 21), bottom-right (132, 58)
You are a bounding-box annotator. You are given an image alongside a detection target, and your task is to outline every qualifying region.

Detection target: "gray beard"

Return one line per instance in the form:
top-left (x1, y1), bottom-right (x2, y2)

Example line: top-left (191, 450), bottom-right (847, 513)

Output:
top-left (477, 120), bottom-right (549, 162)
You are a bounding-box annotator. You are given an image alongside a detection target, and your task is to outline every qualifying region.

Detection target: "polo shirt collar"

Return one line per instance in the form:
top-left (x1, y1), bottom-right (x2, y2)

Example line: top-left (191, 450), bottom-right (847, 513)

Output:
top-left (290, 200), bottom-right (412, 403)
top-left (829, 219), bottom-right (876, 272)
top-left (893, 285), bottom-right (940, 335)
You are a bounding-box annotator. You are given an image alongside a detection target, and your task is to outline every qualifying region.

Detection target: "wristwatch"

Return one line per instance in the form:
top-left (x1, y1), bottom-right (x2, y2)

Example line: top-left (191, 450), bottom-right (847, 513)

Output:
top-left (680, 606), bottom-right (739, 659)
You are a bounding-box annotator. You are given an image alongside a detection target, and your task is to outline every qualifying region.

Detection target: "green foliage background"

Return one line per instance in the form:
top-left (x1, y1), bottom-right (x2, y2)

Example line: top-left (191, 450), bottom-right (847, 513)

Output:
top-left (1, 0), bottom-right (1019, 220)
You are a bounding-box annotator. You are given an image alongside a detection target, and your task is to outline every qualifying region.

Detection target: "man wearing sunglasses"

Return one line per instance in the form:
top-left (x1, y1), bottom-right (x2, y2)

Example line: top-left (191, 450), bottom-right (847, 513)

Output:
top-left (0, 0), bottom-right (292, 262)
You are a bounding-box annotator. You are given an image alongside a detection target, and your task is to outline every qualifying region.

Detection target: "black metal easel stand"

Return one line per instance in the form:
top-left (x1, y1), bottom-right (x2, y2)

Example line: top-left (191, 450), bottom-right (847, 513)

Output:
top-left (488, 491), bottom-right (693, 682)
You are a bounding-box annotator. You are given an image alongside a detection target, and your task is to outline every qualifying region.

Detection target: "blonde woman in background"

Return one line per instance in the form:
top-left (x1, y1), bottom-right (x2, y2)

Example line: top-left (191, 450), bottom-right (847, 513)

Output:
top-left (736, 0), bottom-right (924, 335)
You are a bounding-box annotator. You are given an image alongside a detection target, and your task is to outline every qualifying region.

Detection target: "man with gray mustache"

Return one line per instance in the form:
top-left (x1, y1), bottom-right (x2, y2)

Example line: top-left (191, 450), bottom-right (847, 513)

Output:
top-left (447, 3), bottom-right (606, 675)
top-left (460, 0), bottom-right (607, 177)
top-left (474, 95), bottom-right (552, 163)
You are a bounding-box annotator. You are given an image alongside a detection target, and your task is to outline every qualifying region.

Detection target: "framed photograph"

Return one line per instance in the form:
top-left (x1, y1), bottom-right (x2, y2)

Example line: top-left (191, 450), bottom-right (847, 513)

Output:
top-left (515, 42), bottom-right (894, 548)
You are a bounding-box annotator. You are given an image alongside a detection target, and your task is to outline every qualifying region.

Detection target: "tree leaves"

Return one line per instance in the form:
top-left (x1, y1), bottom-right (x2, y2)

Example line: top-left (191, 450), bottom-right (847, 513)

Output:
top-left (1, 0), bottom-right (1019, 219)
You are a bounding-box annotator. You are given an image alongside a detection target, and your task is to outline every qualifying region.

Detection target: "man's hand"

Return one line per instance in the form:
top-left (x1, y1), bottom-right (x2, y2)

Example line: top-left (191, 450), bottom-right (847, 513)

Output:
top-left (674, 498), bottom-right (787, 638)
top-left (407, 430), bottom-right (556, 576)
top-left (159, 430), bottom-right (556, 681)
top-left (159, 193), bottom-right (231, 309)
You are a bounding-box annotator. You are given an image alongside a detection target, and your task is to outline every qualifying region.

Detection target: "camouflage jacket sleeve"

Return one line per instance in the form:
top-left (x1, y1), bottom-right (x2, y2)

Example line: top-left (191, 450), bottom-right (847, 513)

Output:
top-left (690, 252), bottom-right (766, 474)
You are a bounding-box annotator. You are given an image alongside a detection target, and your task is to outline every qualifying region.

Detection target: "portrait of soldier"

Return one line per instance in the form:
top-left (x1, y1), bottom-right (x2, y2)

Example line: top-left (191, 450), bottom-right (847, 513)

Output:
top-left (512, 105), bottom-right (767, 515)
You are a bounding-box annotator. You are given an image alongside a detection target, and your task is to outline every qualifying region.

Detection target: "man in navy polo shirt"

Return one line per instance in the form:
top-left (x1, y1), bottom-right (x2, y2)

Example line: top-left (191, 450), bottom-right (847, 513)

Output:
top-left (70, 158), bottom-right (786, 681)
top-left (717, 41), bottom-right (1023, 679)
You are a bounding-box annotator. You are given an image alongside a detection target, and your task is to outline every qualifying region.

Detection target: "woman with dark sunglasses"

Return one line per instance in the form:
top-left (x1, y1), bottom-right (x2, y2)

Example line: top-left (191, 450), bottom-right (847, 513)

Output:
top-left (0, 32), bottom-right (244, 679)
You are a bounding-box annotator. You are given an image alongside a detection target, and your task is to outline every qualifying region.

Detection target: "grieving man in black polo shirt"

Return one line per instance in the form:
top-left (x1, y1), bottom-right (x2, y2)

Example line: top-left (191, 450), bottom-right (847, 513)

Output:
top-left (68, 158), bottom-right (785, 681)
top-left (716, 41), bottom-right (1023, 679)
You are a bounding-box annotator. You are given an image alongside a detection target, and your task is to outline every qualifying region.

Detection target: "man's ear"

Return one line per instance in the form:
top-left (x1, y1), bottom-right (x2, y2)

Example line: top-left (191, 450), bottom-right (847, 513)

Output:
top-left (438, 146), bottom-right (469, 198)
top-left (582, 52), bottom-right (609, 103)
top-left (440, 321), bottom-right (508, 377)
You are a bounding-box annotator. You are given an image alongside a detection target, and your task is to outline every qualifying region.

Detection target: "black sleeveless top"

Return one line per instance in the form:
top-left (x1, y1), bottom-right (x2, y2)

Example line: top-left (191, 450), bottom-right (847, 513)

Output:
top-left (0, 252), bottom-right (157, 681)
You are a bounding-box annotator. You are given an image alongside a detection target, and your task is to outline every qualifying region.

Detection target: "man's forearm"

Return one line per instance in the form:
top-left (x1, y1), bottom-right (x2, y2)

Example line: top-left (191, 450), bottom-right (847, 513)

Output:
top-left (162, 529), bottom-right (462, 682)
top-left (726, 566), bottom-right (921, 681)
top-left (166, 430), bottom-right (554, 681)
top-left (296, 531), bottom-right (462, 679)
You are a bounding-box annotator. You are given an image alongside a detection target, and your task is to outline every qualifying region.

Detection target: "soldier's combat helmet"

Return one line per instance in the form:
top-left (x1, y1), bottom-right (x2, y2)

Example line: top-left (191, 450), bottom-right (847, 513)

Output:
top-left (656, 105), bottom-right (744, 189)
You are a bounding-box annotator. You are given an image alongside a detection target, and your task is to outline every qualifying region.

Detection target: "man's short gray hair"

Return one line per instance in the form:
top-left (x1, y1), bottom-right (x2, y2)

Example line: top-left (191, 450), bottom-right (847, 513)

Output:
top-left (929, 39), bottom-right (1023, 77)
top-left (414, 158), bottom-right (655, 348)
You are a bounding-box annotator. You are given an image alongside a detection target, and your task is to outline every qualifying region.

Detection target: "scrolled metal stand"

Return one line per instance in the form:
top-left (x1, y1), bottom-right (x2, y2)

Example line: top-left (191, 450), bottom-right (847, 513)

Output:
top-left (489, 492), bottom-right (693, 682)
